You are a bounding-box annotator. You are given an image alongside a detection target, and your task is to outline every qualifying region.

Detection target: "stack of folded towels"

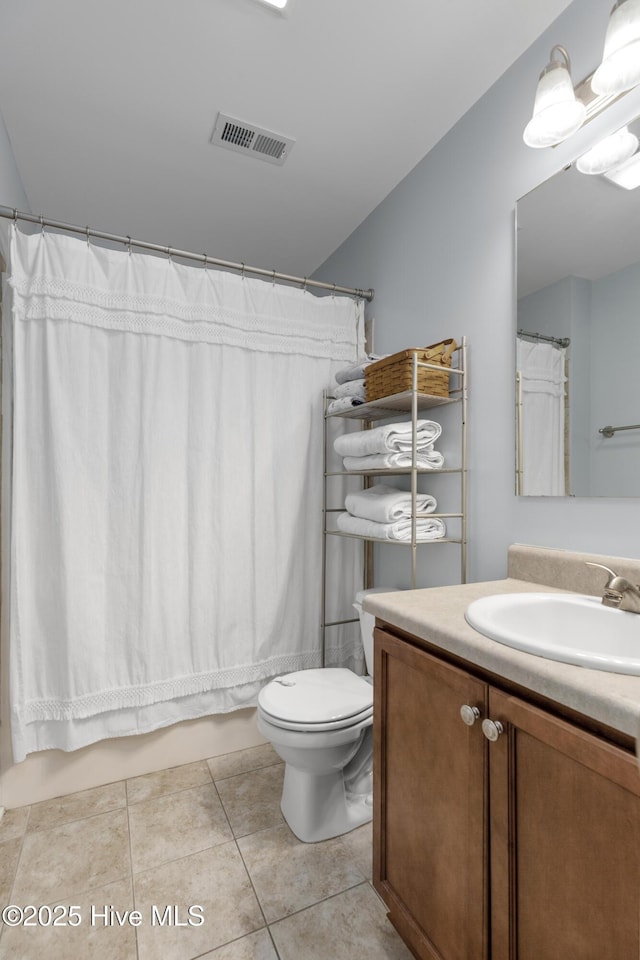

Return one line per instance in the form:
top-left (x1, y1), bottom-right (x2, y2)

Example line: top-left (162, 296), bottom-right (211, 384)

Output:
top-left (327, 354), bottom-right (387, 414)
top-left (336, 482), bottom-right (446, 541)
top-left (333, 419), bottom-right (444, 470)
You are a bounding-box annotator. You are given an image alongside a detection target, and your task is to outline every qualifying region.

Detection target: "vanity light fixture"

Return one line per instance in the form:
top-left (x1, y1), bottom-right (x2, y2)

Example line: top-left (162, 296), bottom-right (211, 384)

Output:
top-left (523, 46), bottom-right (586, 148)
top-left (592, 0), bottom-right (640, 96)
top-left (253, 0), bottom-right (288, 8)
top-left (576, 124), bottom-right (639, 172)
top-left (523, 1), bottom-right (640, 149)
top-left (602, 149), bottom-right (640, 187)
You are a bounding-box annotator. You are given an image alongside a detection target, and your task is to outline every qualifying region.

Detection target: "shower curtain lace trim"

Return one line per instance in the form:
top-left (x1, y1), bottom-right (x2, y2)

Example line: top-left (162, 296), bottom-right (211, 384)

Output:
top-left (19, 651), bottom-right (320, 722)
top-left (10, 275), bottom-right (358, 359)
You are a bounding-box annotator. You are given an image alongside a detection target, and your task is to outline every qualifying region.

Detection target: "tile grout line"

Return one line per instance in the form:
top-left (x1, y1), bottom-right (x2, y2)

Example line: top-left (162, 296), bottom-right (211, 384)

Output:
top-left (21, 794), bottom-right (127, 835)
top-left (233, 832), bottom-right (271, 930)
top-left (266, 926), bottom-right (284, 960)
top-left (126, 762), bottom-right (216, 807)
top-left (267, 878), bottom-right (372, 928)
top-left (210, 772), bottom-right (274, 933)
top-left (208, 758), bottom-right (281, 785)
top-left (212, 767), bottom-right (284, 958)
top-left (1, 805), bottom-right (32, 947)
top-left (123, 778), bottom-right (141, 960)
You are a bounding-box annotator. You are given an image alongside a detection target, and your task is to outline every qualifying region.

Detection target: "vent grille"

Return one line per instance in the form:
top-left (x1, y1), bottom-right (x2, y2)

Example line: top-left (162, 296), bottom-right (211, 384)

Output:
top-left (222, 122), bottom-right (255, 151)
top-left (211, 113), bottom-right (295, 166)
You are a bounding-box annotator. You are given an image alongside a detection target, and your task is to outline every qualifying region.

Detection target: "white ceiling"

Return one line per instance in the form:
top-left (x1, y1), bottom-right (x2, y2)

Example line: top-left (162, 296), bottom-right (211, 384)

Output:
top-left (0, 0), bottom-right (575, 280)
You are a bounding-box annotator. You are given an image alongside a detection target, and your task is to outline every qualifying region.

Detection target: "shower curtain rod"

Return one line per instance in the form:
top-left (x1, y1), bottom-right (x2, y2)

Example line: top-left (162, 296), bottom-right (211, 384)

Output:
top-left (0, 205), bottom-right (375, 302)
top-left (518, 328), bottom-right (570, 348)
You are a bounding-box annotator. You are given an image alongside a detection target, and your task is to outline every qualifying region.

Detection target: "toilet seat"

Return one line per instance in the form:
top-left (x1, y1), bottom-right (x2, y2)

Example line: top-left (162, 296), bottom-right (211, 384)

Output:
top-left (258, 668), bottom-right (373, 732)
top-left (259, 703), bottom-right (373, 733)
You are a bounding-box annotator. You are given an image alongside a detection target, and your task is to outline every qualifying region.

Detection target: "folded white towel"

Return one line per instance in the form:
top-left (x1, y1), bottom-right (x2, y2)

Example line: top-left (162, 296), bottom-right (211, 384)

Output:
top-left (334, 420), bottom-right (442, 458)
top-left (333, 378), bottom-right (366, 400)
top-left (327, 396), bottom-right (366, 415)
top-left (342, 450), bottom-right (444, 471)
top-left (345, 483), bottom-right (437, 523)
top-left (335, 354), bottom-right (387, 385)
top-left (336, 512), bottom-right (446, 541)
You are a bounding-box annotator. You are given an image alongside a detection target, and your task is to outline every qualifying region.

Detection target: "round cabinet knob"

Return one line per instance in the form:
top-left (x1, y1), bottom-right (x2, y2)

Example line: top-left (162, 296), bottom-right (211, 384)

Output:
top-left (482, 719), bottom-right (504, 742)
top-left (460, 704), bottom-right (481, 726)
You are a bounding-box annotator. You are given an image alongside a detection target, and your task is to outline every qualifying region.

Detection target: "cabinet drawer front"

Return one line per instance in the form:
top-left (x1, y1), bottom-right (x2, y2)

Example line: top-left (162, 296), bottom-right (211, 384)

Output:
top-left (488, 689), bottom-right (640, 960)
top-left (374, 628), bottom-right (489, 960)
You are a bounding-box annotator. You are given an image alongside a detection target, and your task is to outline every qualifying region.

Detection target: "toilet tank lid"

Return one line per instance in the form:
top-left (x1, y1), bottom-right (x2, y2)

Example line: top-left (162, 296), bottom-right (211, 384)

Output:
top-left (258, 668), bottom-right (373, 724)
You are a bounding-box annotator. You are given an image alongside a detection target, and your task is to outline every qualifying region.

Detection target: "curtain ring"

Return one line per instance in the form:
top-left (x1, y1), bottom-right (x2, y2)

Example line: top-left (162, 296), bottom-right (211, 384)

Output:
top-left (332, 282), bottom-right (337, 299)
top-left (12, 208), bottom-right (18, 232)
top-left (40, 215), bottom-right (45, 236)
top-left (272, 269), bottom-right (276, 287)
top-left (302, 277), bottom-right (308, 293)
top-left (126, 236), bottom-right (132, 256)
top-left (241, 263), bottom-right (246, 280)
top-left (203, 254), bottom-right (208, 271)
top-left (85, 225), bottom-right (91, 248)
top-left (167, 246), bottom-right (173, 262)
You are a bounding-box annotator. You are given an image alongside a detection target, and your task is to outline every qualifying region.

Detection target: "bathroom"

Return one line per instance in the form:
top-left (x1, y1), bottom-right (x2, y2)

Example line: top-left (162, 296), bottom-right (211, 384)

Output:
top-left (1, 0), bottom-right (640, 957)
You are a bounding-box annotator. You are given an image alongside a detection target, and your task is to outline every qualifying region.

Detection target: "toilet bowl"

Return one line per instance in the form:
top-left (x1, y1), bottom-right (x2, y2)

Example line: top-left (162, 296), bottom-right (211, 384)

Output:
top-left (257, 588), bottom-right (390, 843)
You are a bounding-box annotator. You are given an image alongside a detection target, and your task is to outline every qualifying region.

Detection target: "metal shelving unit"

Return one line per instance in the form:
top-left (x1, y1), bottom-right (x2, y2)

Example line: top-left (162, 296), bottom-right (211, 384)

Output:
top-left (321, 338), bottom-right (467, 661)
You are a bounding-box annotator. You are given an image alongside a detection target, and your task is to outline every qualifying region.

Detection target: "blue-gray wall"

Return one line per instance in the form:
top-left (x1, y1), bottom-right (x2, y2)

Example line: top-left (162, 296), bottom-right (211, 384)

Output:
top-left (315, 0), bottom-right (640, 585)
top-left (0, 108), bottom-right (28, 213)
top-left (590, 262), bottom-right (640, 496)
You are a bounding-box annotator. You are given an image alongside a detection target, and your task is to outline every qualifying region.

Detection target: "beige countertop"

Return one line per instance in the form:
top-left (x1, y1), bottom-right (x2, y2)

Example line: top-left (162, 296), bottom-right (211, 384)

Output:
top-left (364, 577), bottom-right (640, 742)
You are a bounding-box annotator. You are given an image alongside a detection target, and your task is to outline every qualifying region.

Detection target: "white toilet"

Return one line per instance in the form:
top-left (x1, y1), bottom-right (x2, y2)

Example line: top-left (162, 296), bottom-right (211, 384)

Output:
top-left (257, 589), bottom-right (385, 843)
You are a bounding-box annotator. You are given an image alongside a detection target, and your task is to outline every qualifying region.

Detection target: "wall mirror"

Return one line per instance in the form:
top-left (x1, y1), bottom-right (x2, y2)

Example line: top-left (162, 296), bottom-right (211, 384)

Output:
top-left (516, 115), bottom-right (640, 497)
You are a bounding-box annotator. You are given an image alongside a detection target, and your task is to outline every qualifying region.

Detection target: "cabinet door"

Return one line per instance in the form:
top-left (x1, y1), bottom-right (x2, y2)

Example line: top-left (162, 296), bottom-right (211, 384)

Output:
top-left (488, 688), bottom-right (640, 960)
top-left (374, 628), bottom-right (489, 960)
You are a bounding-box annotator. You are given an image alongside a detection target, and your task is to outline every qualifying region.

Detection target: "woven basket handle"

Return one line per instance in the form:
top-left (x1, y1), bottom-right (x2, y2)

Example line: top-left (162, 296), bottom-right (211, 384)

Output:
top-left (441, 338), bottom-right (458, 361)
top-left (424, 338), bottom-right (457, 362)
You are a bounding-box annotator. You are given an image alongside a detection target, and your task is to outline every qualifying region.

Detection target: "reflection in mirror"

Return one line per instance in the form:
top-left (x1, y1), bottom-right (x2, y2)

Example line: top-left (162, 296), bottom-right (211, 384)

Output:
top-left (516, 115), bottom-right (640, 497)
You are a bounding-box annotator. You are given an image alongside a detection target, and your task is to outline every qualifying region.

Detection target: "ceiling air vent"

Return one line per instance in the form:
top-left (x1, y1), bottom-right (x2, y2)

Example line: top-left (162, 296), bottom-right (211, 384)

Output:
top-left (211, 113), bottom-right (295, 166)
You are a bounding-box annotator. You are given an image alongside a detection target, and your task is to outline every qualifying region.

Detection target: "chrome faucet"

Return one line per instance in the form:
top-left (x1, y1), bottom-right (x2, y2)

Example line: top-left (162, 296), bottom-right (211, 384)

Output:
top-left (586, 562), bottom-right (640, 613)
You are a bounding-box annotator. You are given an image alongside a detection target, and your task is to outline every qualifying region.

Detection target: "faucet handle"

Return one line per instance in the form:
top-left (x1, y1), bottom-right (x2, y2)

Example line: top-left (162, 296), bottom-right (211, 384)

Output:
top-left (585, 561), bottom-right (617, 582)
top-left (585, 562), bottom-right (640, 610)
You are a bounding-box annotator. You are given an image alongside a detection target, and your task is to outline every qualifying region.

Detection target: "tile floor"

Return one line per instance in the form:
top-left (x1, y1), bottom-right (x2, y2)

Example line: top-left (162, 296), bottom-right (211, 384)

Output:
top-left (0, 743), bottom-right (413, 960)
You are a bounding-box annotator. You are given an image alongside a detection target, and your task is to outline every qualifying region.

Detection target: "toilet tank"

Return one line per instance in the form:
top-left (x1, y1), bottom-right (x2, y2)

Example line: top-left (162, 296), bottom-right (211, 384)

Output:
top-left (353, 588), bottom-right (396, 677)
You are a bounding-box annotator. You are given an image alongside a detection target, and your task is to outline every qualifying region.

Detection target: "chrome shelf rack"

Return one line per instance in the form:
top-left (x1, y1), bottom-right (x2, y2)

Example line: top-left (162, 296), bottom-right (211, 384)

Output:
top-left (321, 338), bottom-right (468, 661)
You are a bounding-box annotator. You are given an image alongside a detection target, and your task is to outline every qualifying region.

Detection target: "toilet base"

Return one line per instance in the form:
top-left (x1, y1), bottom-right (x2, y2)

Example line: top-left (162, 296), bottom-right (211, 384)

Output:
top-left (280, 763), bottom-right (372, 843)
top-left (257, 692), bottom-right (373, 844)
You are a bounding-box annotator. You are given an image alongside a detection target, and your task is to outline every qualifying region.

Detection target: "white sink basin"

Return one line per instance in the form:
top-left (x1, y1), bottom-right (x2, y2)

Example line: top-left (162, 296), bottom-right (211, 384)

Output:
top-left (465, 592), bottom-right (640, 675)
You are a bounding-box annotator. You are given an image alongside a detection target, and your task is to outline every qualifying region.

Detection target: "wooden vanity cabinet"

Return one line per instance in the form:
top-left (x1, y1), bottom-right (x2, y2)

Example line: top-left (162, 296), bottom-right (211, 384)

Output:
top-left (373, 628), bottom-right (489, 960)
top-left (373, 625), bottom-right (640, 960)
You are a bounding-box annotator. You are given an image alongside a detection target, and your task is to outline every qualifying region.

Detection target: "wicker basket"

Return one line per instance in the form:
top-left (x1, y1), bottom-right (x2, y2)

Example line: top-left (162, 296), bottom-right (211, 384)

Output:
top-left (365, 339), bottom-right (458, 401)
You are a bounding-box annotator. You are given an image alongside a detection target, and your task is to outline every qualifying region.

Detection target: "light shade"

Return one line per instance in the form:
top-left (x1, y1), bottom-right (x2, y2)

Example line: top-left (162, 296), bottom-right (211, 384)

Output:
top-left (576, 125), bottom-right (639, 174)
top-left (523, 48), bottom-right (586, 148)
top-left (603, 149), bottom-right (640, 187)
top-left (254, 0), bottom-right (288, 7)
top-left (592, 0), bottom-right (640, 96)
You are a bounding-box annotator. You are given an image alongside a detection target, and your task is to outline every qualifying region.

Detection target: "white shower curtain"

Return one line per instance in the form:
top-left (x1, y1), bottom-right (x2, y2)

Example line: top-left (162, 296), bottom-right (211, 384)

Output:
top-left (516, 337), bottom-right (567, 496)
top-left (7, 227), bottom-right (363, 761)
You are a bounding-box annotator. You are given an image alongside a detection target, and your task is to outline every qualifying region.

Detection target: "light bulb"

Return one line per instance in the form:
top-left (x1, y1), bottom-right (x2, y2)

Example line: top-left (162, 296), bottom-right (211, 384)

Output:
top-left (603, 150), bottom-right (640, 187)
top-left (576, 126), bottom-right (639, 174)
top-left (592, 0), bottom-right (640, 96)
top-left (523, 48), bottom-right (586, 148)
